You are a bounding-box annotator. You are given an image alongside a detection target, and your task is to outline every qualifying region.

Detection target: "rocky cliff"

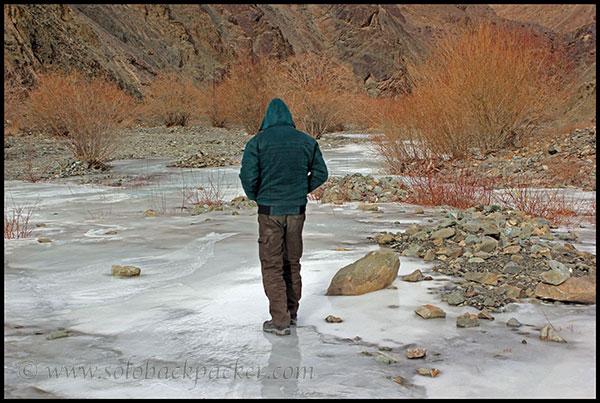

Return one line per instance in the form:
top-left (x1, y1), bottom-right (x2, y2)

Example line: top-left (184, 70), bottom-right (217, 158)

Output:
top-left (3, 3), bottom-right (596, 107)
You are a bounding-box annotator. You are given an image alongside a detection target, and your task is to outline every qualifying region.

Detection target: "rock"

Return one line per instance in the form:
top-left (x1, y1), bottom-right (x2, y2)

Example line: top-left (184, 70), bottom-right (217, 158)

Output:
top-left (456, 312), bottom-right (479, 327)
top-left (447, 291), bottom-right (465, 306)
top-left (477, 237), bottom-right (498, 253)
top-left (464, 271), bottom-right (498, 286)
top-left (415, 304), bottom-right (446, 319)
top-left (534, 276), bottom-right (595, 304)
top-left (423, 249), bottom-right (436, 262)
top-left (503, 245), bottom-right (521, 254)
top-left (47, 330), bottom-right (69, 340)
top-left (448, 248), bottom-right (464, 260)
top-left (482, 223), bottom-right (500, 237)
top-left (464, 234), bottom-right (480, 245)
top-left (462, 221), bottom-right (481, 233)
top-left (540, 269), bottom-right (569, 285)
top-left (376, 351), bottom-right (398, 364)
top-left (438, 218), bottom-right (456, 228)
top-left (502, 262), bottom-right (522, 275)
top-left (111, 265), bottom-right (141, 277)
top-left (415, 207), bottom-right (425, 214)
top-left (551, 244), bottom-right (573, 257)
top-left (357, 203), bottom-right (379, 211)
top-left (431, 227), bottom-right (455, 240)
top-left (325, 315), bottom-right (343, 323)
top-left (376, 232), bottom-right (395, 244)
top-left (406, 348), bottom-right (426, 359)
top-left (401, 244), bottom-right (421, 257)
top-left (506, 317), bottom-right (522, 327)
top-left (477, 309), bottom-right (494, 320)
top-left (548, 260), bottom-right (569, 275)
top-left (37, 238), bottom-right (52, 243)
top-left (505, 286), bottom-right (522, 299)
top-left (416, 368), bottom-right (440, 377)
top-left (467, 257), bottom-right (485, 264)
top-left (326, 249), bottom-right (400, 295)
top-left (403, 269), bottom-right (424, 282)
top-left (540, 326), bottom-right (567, 343)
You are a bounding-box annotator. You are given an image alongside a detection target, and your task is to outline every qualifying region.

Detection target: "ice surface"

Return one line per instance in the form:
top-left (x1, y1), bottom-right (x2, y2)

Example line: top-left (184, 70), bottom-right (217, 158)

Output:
top-left (4, 142), bottom-right (596, 398)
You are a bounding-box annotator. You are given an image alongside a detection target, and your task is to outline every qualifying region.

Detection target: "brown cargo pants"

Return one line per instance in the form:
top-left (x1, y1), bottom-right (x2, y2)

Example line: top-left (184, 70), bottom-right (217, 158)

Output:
top-left (258, 213), bottom-right (306, 326)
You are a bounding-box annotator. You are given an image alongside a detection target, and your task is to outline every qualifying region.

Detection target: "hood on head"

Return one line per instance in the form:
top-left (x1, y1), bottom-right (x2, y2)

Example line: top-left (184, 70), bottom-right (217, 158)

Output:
top-left (259, 98), bottom-right (296, 132)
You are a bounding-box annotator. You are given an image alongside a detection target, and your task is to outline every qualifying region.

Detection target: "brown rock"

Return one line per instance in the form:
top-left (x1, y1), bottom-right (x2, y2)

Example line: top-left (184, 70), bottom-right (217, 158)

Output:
top-left (326, 249), bottom-right (400, 295)
top-left (406, 348), bottom-right (426, 359)
top-left (415, 304), bottom-right (446, 319)
top-left (403, 269), bottom-right (424, 282)
top-left (456, 312), bottom-right (479, 327)
top-left (534, 276), bottom-right (596, 304)
top-left (416, 368), bottom-right (440, 377)
top-left (325, 315), bottom-right (343, 323)
top-left (111, 265), bottom-right (141, 277)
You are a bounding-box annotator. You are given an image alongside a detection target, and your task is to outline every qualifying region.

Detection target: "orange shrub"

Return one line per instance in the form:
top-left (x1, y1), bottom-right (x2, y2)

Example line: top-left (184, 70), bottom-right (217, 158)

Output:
top-left (140, 71), bottom-right (203, 127)
top-left (200, 74), bottom-right (229, 128)
top-left (217, 56), bottom-right (280, 135)
top-left (378, 22), bottom-right (574, 164)
top-left (275, 52), bottom-right (363, 139)
top-left (4, 63), bottom-right (34, 135)
top-left (25, 69), bottom-right (134, 166)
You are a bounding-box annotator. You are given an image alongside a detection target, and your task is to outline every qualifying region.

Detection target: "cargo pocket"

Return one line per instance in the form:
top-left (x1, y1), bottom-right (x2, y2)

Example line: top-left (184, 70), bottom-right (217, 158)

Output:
top-left (258, 234), bottom-right (268, 261)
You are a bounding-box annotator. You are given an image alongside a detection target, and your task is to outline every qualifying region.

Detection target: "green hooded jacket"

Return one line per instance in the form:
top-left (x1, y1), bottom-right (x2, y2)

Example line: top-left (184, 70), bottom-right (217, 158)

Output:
top-left (239, 98), bottom-right (328, 215)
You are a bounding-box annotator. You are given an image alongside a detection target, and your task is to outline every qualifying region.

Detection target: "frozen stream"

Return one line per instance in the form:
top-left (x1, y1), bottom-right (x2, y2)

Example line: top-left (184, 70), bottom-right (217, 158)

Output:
top-left (4, 141), bottom-right (596, 398)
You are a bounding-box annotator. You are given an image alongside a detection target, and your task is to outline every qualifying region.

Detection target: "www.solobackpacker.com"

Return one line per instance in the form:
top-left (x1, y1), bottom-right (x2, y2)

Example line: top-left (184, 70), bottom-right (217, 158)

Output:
top-left (17, 357), bottom-right (315, 388)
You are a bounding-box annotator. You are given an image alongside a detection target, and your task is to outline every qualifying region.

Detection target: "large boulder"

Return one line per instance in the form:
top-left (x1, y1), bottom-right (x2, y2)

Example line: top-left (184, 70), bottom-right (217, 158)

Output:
top-left (326, 249), bottom-right (400, 295)
top-left (534, 276), bottom-right (596, 304)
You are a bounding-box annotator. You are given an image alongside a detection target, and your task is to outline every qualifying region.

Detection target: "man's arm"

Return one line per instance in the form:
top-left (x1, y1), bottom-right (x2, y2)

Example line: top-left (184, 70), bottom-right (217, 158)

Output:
top-left (308, 142), bottom-right (328, 193)
top-left (239, 138), bottom-right (260, 201)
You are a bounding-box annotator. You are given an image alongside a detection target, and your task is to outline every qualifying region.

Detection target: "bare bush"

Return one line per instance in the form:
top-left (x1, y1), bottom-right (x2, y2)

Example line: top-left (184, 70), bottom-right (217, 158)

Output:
top-left (200, 74), bottom-right (230, 128)
top-left (275, 52), bottom-right (363, 139)
top-left (140, 71), bottom-right (203, 127)
top-left (495, 179), bottom-right (591, 226)
top-left (4, 63), bottom-right (33, 136)
top-left (216, 56), bottom-right (280, 135)
top-left (25, 69), bottom-right (134, 166)
top-left (4, 193), bottom-right (38, 239)
top-left (403, 167), bottom-right (495, 210)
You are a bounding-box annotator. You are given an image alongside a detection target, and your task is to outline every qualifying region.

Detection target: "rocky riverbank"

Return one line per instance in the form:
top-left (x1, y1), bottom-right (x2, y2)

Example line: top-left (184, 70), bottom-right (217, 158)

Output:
top-left (3, 125), bottom-right (365, 182)
top-left (396, 127), bottom-right (597, 191)
top-left (371, 204), bottom-right (596, 311)
top-left (315, 173), bottom-right (410, 204)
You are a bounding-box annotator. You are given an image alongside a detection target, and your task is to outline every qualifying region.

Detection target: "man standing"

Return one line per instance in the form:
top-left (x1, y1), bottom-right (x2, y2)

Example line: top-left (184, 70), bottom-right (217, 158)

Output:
top-left (239, 98), bottom-right (328, 336)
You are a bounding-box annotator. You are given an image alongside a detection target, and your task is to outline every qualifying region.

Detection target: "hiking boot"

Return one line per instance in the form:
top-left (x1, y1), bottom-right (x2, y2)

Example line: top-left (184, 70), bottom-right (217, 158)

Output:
top-left (263, 320), bottom-right (290, 336)
top-left (290, 314), bottom-right (297, 326)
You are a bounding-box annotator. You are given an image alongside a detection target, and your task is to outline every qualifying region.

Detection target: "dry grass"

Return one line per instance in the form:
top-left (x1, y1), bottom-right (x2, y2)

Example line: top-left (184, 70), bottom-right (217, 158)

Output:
top-left (403, 167), bottom-right (496, 210)
top-left (140, 71), bottom-right (203, 127)
top-left (179, 168), bottom-right (227, 210)
top-left (4, 193), bottom-right (38, 239)
top-left (25, 69), bottom-right (135, 166)
top-left (494, 175), bottom-right (592, 226)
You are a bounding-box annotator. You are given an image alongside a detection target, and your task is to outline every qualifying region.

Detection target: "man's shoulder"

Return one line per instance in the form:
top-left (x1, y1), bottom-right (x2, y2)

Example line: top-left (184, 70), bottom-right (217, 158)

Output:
top-left (292, 128), bottom-right (318, 146)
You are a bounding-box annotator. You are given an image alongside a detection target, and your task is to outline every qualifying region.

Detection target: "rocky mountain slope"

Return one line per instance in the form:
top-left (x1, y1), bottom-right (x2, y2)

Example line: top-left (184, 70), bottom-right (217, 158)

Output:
top-left (0, 5), bottom-right (565, 93)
